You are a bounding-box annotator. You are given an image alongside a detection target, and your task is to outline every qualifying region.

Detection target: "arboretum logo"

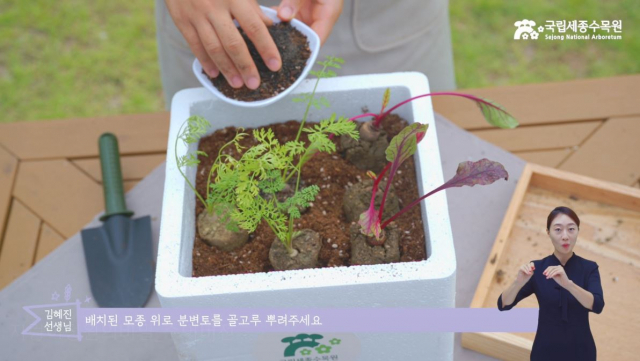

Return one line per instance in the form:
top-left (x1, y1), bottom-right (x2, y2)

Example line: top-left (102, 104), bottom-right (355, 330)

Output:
top-left (253, 332), bottom-right (361, 361)
top-left (513, 19), bottom-right (622, 41)
top-left (280, 334), bottom-right (342, 359)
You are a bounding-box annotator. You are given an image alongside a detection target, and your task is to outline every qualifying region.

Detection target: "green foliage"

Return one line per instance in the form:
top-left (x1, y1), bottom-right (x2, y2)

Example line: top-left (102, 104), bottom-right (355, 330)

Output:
top-left (309, 56), bottom-right (344, 78)
top-left (174, 116), bottom-right (210, 207)
top-left (176, 115), bottom-right (209, 168)
top-left (303, 113), bottom-right (359, 153)
top-left (475, 96), bottom-right (518, 129)
top-left (278, 185), bottom-right (320, 219)
top-left (180, 115), bottom-right (209, 143)
top-left (385, 122), bottom-right (429, 164)
top-left (175, 57), bottom-right (358, 253)
top-left (293, 93), bottom-right (331, 109)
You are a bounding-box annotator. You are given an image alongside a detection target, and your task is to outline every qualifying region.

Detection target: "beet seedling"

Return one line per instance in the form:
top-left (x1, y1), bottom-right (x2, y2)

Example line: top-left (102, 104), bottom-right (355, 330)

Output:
top-left (354, 88), bottom-right (518, 141)
top-left (359, 122), bottom-right (509, 243)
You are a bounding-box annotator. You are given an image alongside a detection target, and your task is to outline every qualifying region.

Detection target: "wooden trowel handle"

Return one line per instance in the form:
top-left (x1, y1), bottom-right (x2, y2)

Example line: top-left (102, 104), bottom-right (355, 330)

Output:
top-left (98, 133), bottom-right (134, 221)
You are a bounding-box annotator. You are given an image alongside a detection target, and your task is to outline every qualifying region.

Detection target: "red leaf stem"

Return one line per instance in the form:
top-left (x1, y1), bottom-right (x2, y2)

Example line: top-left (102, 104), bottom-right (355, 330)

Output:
top-left (373, 92), bottom-right (499, 127)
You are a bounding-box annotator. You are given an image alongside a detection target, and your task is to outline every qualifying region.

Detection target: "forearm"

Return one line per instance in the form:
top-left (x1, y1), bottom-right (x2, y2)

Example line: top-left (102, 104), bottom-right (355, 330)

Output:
top-left (501, 280), bottom-right (526, 307)
top-left (566, 280), bottom-right (595, 310)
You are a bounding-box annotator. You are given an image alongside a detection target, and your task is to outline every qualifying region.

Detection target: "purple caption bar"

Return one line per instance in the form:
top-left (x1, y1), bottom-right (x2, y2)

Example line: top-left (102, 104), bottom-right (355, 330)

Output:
top-left (78, 308), bottom-right (537, 333)
top-left (22, 302), bottom-right (538, 340)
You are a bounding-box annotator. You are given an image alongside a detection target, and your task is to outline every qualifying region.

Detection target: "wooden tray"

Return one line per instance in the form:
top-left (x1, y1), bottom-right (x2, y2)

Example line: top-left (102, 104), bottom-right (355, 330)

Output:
top-left (462, 163), bottom-right (640, 361)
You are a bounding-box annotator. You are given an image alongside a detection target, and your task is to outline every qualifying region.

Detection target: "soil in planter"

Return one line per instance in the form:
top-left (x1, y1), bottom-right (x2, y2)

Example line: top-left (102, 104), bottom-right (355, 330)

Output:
top-left (203, 22), bottom-right (311, 102)
top-left (192, 115), bottom-right (426, 277)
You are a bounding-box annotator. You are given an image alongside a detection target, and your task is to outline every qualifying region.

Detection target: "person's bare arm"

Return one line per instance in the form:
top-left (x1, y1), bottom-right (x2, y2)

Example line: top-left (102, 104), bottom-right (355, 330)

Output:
top-left (501, 262), bottom-right (534, 307)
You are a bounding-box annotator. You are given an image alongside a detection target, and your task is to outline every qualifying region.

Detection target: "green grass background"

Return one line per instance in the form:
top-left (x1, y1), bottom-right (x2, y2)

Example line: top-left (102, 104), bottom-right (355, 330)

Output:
top-left (1, 0), bottom-right (638, 123)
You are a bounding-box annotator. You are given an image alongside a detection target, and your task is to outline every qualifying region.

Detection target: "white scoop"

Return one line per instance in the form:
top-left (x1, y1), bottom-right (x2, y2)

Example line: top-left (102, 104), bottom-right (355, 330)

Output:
top-left (192, 6), bottom-right (321, 108)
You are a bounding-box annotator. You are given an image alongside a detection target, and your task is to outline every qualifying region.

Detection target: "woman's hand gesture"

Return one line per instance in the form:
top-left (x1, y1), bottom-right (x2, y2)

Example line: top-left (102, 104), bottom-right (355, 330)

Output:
top-left (516, 262), bottom-right (535, 286)
top-left (543, 265), bottom-right (571, 289)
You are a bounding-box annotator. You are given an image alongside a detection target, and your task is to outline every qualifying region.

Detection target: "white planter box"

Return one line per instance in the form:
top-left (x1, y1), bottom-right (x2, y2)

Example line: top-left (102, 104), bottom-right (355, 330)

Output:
top-left (156, 73), bottom-right (456, 361)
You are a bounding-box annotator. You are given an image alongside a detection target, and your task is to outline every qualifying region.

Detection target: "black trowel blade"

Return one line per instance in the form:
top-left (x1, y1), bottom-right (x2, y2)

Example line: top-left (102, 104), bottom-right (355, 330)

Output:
top-left (81, 214), bottom-right (154, 308)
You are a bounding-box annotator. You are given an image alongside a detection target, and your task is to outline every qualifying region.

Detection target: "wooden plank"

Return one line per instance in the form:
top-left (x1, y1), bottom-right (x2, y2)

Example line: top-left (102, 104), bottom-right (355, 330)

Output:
top-left (462, 333), bottom-right (532, 361)
top-left (34, 223), bottom-right (65, 263)
top-left (123, 180), bottom-right (139, 192)
top-left (515, 149), bottom-right (572, 168)
top-left (0, 112), bottom-right (169, 160)
top-left (465, 163), bottom-right (640, 361)
top-left (433, 75), bottom-right (640, 129)
top-left (0, 146), bottom-right (18, 250)
top-left (529, 164), bottom-right (640, 213)
top-left (560, 116), bottom-right (640, 186)
top-left (73, 154), bottom-right (166, 182)
top-left (472, 121), bottom-right (601, 152)
top-left (13, 159), bottom-right (103, 238)
top-left (0, 199), bottom-right (40, 290)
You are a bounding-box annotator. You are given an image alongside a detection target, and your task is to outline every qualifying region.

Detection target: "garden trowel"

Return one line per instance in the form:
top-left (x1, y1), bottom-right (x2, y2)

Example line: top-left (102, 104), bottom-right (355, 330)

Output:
top-left (81, 133), bottom-right (154, 308)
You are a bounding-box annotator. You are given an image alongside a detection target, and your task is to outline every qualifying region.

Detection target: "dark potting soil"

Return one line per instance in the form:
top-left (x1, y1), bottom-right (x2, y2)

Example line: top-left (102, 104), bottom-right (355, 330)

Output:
top-left (204, 22), bottom-right (311, 102)
top-left (192, 114), bottom-right (427, 277)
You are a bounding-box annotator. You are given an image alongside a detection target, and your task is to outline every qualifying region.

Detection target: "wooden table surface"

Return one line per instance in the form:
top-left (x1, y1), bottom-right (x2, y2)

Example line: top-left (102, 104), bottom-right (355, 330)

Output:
top-left (1, 74), bottom-right (639, 290)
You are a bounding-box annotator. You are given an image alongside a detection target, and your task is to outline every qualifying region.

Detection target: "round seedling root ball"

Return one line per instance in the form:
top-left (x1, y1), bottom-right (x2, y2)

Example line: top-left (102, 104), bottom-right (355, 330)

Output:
top-left (269, 229), bottom-right (321, 271)
top-left (359, 121), bottom-right (382, 142)
top-left (340, 122), bottom-right (389, 173)
top-left (349, 222), bottom-right (401, 265)
top-left (197, 210), bottom-right (249, 252)
top-left (343, 179), bottom-right (400, 223)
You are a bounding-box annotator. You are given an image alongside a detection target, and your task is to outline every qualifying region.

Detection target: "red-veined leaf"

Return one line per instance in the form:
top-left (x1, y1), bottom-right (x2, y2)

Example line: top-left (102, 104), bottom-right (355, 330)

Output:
top-left (385, 122), bottom-right (429, 164)
top-left (380, 159), bottom-right (509, 229)
top-left (358, 203), bottom-right (382, 239)
top-left (443, 158), bottom-right (509, 188)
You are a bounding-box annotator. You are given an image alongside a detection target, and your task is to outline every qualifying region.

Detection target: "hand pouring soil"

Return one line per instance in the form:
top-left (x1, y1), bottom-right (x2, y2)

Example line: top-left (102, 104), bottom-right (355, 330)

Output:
top-left (81, 133), bottom-right (154, 308)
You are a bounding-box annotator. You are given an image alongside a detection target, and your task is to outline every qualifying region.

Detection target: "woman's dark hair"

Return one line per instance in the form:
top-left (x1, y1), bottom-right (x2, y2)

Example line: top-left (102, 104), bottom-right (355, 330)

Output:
top-left (547, 206), bottom-right (580, 230)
